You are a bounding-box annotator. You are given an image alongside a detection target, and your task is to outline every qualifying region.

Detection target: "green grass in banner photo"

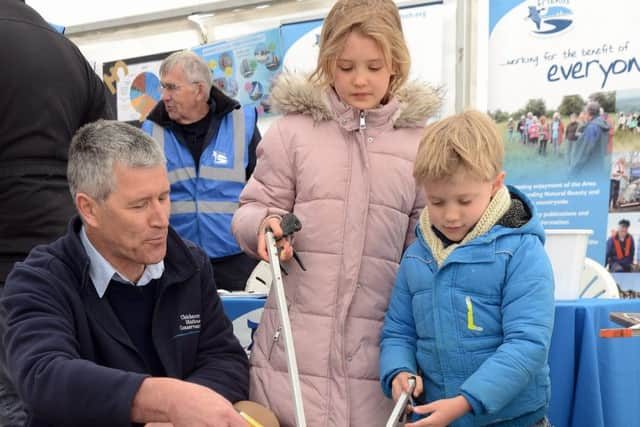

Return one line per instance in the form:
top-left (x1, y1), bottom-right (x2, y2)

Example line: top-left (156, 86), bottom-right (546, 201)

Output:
top-left (497, 119), bottom-right (575, 181)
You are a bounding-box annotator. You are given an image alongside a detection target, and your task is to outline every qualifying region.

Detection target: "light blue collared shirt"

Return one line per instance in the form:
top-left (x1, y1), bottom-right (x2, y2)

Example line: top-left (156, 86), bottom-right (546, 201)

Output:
top-left (79, 226), bottom-right (164, 298)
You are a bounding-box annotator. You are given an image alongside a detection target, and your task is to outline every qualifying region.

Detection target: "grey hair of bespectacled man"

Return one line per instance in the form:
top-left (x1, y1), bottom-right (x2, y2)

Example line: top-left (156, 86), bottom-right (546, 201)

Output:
top-left (159, 50), bottom-right (213, 94)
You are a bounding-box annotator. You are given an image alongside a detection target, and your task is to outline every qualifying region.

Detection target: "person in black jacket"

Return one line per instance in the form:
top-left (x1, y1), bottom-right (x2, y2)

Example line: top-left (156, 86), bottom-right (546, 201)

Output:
top-left (0, 1), bottom-right (114, 424)
top-left (0, 0), bottom-right (114, 284)
top-left (1, 121), bottom-right (251, 426)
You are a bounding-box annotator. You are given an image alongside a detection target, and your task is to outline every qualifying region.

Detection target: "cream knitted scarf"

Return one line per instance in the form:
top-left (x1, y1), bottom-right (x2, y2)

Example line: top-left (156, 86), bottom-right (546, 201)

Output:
top-left (419, 186), bottom-right (512, 266)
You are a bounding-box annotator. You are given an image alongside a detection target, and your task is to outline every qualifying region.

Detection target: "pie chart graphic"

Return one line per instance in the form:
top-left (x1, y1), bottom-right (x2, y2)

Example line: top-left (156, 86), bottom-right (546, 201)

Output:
top-left (130, 72), bottom-right (161, 120)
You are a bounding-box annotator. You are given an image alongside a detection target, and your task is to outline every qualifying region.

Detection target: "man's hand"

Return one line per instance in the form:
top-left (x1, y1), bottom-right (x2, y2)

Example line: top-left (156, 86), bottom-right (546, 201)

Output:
top-left (406, 395), bottom-right (471, 427)
top-left (166, 382), bottom-right (248, 427)
top-left (132, 378), bottom-right (248, 427)
top-left (391, 372), bottom-right (423, 402)
top-left (257, 216), bottom-right (293, 263)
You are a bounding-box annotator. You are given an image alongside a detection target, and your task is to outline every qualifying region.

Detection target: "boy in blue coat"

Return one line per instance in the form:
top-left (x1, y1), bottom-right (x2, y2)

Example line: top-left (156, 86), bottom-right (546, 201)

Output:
top-left (380, 111), bottom-right (555, 427)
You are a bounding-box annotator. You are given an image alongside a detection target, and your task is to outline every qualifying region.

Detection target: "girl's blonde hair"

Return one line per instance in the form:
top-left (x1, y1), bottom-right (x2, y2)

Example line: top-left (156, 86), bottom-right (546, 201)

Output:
top-left (413, 111), bottom-right (504, 185)
top-left (310, 0), bottom-right (410, 96)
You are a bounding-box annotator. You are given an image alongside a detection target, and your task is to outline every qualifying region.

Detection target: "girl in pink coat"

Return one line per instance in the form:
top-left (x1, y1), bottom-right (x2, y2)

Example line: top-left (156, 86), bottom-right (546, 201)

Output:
top-left (231, 1), bottom-right (441, 425)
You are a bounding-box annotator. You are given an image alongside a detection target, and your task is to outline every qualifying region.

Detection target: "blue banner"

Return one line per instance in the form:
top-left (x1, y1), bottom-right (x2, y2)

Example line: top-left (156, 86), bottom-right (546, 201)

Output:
top-left (488, 0), bottom-right (640, 270)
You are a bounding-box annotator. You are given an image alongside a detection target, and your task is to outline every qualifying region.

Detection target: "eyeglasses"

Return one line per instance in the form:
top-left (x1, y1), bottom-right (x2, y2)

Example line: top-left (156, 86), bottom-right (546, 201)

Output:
top-left (159, 81), bottom-right (200, 92)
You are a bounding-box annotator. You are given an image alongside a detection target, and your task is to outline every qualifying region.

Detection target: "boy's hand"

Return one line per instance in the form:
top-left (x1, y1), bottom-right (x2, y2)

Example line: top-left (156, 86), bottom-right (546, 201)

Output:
top-left (406, 395), bottom-right (471, 427)
top-left (391, 372), bottom-right (423, 401)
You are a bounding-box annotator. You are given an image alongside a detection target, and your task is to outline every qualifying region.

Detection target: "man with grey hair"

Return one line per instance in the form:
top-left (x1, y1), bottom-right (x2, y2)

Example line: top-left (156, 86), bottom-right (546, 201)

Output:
top-left (1, 120), bottom-right (252, 426)
top-left (142, 50), bottom-right (261, 292)
top-left (568, 101), bottom-right (611, 178)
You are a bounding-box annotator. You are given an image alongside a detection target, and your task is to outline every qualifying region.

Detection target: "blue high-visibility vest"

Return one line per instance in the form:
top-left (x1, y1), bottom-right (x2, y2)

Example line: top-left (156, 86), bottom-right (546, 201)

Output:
top-left (144, 107), bottom-right (256, 258)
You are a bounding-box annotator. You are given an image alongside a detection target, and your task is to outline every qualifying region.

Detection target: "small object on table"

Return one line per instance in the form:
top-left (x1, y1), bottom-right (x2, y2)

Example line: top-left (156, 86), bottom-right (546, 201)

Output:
top-left (600, 327), bottom-right (640, 338)
top-left (609, 311), bottom-right (640, 327)
top-left (234, 401), bottom-right (280, 427)
top-left (600, 312), bottom-right (640, 338)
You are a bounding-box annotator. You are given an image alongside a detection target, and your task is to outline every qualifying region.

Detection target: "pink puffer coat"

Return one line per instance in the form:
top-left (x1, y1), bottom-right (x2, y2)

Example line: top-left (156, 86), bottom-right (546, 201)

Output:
top-left (232, 73), bottom-right (441, 427)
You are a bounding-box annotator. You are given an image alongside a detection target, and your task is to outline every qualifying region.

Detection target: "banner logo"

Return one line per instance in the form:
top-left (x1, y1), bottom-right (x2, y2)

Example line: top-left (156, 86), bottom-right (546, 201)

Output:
top-left (527, 1), bottom-right (573, 36)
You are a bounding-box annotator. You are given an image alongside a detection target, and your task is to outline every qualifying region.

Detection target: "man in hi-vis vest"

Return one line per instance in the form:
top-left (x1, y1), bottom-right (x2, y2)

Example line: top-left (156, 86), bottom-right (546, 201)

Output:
top-left (143, 51), bottom-right (260, 291)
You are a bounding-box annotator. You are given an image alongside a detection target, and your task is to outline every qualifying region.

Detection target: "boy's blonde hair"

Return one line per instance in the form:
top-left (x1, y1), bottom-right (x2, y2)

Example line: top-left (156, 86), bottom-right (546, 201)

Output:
top-left (413, 110), bottom-right (504, 185)
top-left (310, 0), bottom-right (410, 96)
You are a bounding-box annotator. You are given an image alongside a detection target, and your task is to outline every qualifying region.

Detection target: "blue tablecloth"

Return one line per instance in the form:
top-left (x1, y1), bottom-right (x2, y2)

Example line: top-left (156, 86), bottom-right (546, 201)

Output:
top-left (549, 298), bottom-right (640, 427)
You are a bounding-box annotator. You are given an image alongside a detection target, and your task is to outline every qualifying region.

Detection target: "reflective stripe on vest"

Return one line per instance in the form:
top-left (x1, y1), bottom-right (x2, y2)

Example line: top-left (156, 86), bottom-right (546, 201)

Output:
top-left (171, 200), bottom-right (239, 215)
top-left (167, 167), bottom-right (197, 184)
top-left (150, 108), bottom-right (246, 190)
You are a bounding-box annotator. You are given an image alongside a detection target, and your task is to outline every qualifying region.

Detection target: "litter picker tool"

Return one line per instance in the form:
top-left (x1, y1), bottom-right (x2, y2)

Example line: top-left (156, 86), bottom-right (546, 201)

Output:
top-left (265, 213), bottom-right (306, 427)
top-left (385, 375), bottom-right (416, 427)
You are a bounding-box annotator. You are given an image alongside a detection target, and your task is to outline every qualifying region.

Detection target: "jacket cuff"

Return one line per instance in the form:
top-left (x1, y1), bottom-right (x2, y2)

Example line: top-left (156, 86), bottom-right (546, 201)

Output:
top-left (380, 367), bottom-right (411, 399)
top-left (459, 391), bottom-right (484, 416)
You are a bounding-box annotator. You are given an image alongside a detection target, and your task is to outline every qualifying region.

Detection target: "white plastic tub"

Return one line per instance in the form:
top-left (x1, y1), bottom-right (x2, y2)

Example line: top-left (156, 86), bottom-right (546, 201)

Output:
top-left (544, 229), bottom-right (593, 300)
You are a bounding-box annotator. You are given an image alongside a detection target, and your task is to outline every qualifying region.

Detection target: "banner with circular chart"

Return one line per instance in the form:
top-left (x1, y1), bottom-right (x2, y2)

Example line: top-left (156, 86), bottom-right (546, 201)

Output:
top-left (102, 51), bottom-right (176, 125)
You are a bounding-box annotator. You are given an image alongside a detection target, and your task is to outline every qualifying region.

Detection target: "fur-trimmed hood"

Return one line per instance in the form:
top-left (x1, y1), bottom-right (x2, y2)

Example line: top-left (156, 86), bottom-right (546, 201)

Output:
top-left (269, 72), bottom-right (443, 128)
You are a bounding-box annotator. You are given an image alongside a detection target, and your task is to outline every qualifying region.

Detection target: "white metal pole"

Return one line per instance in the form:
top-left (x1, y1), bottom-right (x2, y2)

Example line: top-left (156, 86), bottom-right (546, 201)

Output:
top-left (265, 230), bottom-right (307, 427)
top-left (455, 0), bottom-right (471, 113)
